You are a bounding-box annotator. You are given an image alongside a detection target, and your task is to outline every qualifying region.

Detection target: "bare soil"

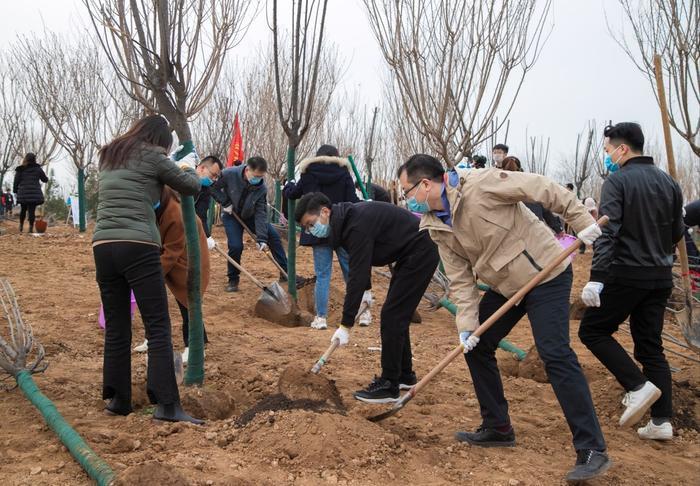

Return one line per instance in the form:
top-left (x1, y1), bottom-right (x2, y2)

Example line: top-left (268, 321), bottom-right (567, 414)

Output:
top-left (0, 220), bottom-right (698, 485)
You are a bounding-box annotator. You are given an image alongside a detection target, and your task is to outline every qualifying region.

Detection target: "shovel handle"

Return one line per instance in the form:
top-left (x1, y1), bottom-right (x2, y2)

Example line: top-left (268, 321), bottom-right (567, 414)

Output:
top-left (311, 340), bottom-right (339, 374)
top-left (408, 216), bottom-right (610, 400)
top-left (213, 245), bottom-right (267, 290)
top-left (229, 209), bottom-right (289, 279)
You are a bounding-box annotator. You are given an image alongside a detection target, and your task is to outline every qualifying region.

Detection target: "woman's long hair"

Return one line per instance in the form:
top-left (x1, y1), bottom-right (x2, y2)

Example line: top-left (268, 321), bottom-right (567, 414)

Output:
top-left (99, 115), bottom-right (173, 171)
top-left (21, 153), bottom-right (37, 166)
top-left (501, 156), bottom-right (523, 172)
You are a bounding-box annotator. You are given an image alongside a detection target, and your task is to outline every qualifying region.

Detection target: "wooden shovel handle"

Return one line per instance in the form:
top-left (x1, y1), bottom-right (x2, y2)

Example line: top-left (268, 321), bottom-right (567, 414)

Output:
top-left (311, 340), bottom-right (340, 374)
top-left (213, 245), bottom-right (266, 290)
top-left (410, 215), bottom-right (609, 397)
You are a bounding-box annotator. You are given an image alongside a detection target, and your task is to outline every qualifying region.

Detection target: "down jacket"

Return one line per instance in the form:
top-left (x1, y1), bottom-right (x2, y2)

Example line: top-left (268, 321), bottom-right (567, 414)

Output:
top-left (283, 155), bottom-right (359, 246)
top-left (13, 162), bottom-right (48, 205)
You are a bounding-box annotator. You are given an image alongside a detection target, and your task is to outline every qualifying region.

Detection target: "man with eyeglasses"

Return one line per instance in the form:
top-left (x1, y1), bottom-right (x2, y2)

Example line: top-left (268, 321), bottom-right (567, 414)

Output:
top-left (294, 192), bottom-right (439, 403)
top-left (398, 154), bottom-right (610, 483)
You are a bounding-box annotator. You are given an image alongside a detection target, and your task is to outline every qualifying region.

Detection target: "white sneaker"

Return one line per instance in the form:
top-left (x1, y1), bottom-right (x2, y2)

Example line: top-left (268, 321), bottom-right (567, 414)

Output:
top-left (133, 339), bottom-right (148, 353)
top-left (619, 381), bottom-right (662, 427)
top-left (310, 316), bottom-right (327, 330)
top-left (358, 309), bottom-right (372, 327)
top-left (182, 347), bottom-right (189, 365)
top-left (637, 420), bottom-right (673, 440)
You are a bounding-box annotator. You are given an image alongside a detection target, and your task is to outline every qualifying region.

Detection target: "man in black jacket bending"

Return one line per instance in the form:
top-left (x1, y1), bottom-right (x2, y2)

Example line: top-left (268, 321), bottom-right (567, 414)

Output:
top-left (579, 122), bottom-right (684, 441)
top-left (295, 193), bottom-right (440, 403)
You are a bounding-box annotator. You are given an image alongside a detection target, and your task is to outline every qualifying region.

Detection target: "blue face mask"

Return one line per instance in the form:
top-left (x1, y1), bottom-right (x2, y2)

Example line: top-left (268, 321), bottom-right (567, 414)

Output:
top-left (310, 221), bottom-right (330, 238)
top-left (249, 176), bottom-right (263, 185)
top-left (604, 154), bottom-right (619, 173)
top-left (200, 176), bottom-right (213, 187)
top-left (153, 201), bottom-right (161, 210)
top-left (406, 182), bottom-right (431, 214)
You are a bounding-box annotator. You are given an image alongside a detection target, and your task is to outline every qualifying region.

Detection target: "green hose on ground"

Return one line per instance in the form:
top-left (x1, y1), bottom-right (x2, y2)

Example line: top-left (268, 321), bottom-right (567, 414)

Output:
top-left (438, 297), bottom-right (527, 360)
top-left (16, 370), bottom-right (115, 485)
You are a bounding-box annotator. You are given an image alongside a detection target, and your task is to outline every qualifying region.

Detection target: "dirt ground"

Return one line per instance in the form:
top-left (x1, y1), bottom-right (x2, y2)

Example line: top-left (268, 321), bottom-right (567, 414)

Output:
top-left (0, 220), bottom-right (698, 485)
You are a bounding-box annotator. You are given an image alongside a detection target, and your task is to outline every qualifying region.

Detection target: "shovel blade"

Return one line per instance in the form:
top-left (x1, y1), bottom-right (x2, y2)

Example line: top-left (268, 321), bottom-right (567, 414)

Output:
top-left (254, 281), bottom-right (302, 326)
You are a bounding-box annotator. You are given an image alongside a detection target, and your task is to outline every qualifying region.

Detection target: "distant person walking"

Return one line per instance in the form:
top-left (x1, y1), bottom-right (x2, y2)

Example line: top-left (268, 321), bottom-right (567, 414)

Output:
top-left (13, 153), bottom-right (48, 233)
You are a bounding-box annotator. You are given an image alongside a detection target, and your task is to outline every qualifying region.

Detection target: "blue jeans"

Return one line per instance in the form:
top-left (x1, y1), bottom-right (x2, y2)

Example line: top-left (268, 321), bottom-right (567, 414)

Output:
top-left (222, 212), bottom-right (287, 284)
top-left (312, 245), bottom-right (349, 317)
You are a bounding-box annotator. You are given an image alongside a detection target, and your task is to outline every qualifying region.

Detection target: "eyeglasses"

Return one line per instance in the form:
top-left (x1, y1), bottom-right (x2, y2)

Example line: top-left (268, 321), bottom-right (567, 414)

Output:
top-left (402, 178), bottom-right (424, 199)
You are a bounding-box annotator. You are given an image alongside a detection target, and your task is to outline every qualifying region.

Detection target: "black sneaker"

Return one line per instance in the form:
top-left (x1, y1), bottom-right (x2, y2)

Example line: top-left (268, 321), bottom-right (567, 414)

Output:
top-left (399, 371), bottom-right (417, 390)
top-left (353, 376), bottom-right (400, 404)
top-left (455, 426), bottom-right (516, 447)
top-left (225, 281), bottom-right (239, 292)
top-left (565, 449), bottom-right (611, 483)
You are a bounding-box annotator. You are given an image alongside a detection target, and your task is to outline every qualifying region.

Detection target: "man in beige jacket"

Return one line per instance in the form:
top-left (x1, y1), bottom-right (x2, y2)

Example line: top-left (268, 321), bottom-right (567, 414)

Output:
top-left (398, 154), bottom-right (610, 483)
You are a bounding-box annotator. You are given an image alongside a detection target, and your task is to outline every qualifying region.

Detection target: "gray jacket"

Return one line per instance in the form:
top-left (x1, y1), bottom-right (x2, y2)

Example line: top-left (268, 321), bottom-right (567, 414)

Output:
top-left (93, 145), bottom-right (201, 246)
top-left (211, 164), bottom-right (269, 242)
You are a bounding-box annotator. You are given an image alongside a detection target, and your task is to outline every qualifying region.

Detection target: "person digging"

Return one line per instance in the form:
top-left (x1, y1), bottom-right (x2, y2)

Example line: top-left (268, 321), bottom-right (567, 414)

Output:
top-left (295, 192), bottom-right (439, 403)
top-left (398, 154), bottom-right (611, 483)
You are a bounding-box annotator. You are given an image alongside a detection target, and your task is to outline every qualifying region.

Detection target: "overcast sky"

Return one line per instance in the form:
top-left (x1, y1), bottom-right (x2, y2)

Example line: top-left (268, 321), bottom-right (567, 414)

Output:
top-left (0, 0), bottom-right (682, 188)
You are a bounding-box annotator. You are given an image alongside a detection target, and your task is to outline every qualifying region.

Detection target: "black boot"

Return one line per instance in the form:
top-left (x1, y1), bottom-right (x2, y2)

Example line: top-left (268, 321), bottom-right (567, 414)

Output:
top-left (153, 402), bottom-right (204, 425)
top-left (19, 221), bottom-right (24, 233)
top-left (28, 223), bottom-right (34, 234)
top-left (104, 396), bottom-right (133, 416)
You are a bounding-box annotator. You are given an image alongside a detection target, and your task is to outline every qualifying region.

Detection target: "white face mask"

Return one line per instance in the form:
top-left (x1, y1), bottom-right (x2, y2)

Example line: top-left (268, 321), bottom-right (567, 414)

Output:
top-left (493, 154), bottom-right (505, 166)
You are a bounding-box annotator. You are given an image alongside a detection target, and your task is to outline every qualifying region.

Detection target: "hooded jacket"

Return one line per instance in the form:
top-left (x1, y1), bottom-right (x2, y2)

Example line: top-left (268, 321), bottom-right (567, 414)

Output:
top-left (284, 155), bottom-right (360, 246)
top-left (93, 145), bottom-right (201, 246)
top-left (329, 201), bottom-right (436, 327)
top-left (591, 156), bottom-right (684, 285)
top-left (421, 168), bottom-right (594, 332)
top-left (211, 164), bottom-right (269, 243)
top-left (13, 162), bottom-right (48, 205)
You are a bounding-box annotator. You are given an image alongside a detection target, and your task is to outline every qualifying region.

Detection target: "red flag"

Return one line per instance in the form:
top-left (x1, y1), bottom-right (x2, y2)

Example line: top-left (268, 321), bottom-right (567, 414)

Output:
top-left (226, 112), bottom-right (244, 167)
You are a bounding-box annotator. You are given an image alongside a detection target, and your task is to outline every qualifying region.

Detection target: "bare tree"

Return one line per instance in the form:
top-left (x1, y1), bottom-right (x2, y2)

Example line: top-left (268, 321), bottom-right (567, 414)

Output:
top-left (611, 0), bottom-right (700, 156)
top-left (365, 0), bottom-right (551, 167)
top-left (0, 65), bottom-right (24, 190)
top-left (558, 121), bottom-right (604, 199)
top-left (192, 74), bottom-right (238, 160)
top-left (524, 132), bottom-right (550, 176)
top-left (271, 0), bottom-right (333, 296)
top-left (84, 0), bottom-right (260, 385)
top-left (84, 0), bottom-right (259, 144)
top-left (13, 33), bottom-right (111, 232)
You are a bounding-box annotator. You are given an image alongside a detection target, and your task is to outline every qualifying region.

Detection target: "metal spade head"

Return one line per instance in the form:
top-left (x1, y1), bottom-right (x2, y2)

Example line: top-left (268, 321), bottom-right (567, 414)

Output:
top-left (254, 281), bottom-right (299, 325)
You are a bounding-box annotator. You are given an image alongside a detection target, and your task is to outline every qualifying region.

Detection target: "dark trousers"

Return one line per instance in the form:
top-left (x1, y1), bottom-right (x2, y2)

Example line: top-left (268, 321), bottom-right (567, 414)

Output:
top-left (579, 284), bottom-right (673, 418)
top-left (380, 234), bottom-right (439, 381)
top-left (94, 242), bottom-right (179, 406)
top-left (221, 212), bottom-right (287, 283)
top-left (177, 300), bottom-right (209, 347)
top-left (466, 267), bottom-right (606, 451)
top-left (19, 203), bottom-right (37, 227)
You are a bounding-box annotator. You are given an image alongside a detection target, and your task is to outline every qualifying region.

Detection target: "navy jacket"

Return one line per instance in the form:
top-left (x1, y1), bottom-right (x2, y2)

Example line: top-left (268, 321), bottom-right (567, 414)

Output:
top-left (212, 164), bottom-right (269, 243)
top-left (13, 163), bottom-right (48, 205)
top-left (284, 156), bottom-right (359, 246)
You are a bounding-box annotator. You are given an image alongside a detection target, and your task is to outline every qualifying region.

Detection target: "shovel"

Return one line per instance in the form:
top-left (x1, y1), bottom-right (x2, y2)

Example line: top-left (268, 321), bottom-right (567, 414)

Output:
top-left (368, 216), bottom-right (609, 422)
top-left (310, 301), bottom-right (370, 374)
top-left (213, 245), bottom-right (292, 318)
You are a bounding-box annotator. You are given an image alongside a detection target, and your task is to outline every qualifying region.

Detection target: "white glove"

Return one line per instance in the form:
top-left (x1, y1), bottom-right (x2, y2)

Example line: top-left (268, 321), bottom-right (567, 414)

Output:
top-left (459, 331), bottom-right (480, 353)
top-left (207, 237), bottom-right (216, 250)
top-left (581, 281), bottom-right (604, 307)
top-left (361, 290), bottom-right (373, 307)
top-left (332, 325), bottom-right (350, 346)
top-left (578, 223), bottom-right (602, 245)
top-left (222, 205), bottom-right (233, 215)
top-left (257, 242), bottom-right (268, 252)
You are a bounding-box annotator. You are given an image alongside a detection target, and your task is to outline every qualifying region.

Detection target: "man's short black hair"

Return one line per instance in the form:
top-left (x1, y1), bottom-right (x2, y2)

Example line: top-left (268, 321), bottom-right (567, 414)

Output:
top-left (603, 122), bottom-right (644, 153)
top-left (247, 156), bottom-right (268, 172)
top-left (200, 155), bottom-right (223, 171)
top-left (493, 144), bottom-right (509, 153)
top-left (397, 154), bottom-right (445, 183)
top-left (566, 183), bottom-right (575, 191)
top-left (295, 192), bottom-right (332, 223)
top-left (471, 154), bottom-right (487, 168)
